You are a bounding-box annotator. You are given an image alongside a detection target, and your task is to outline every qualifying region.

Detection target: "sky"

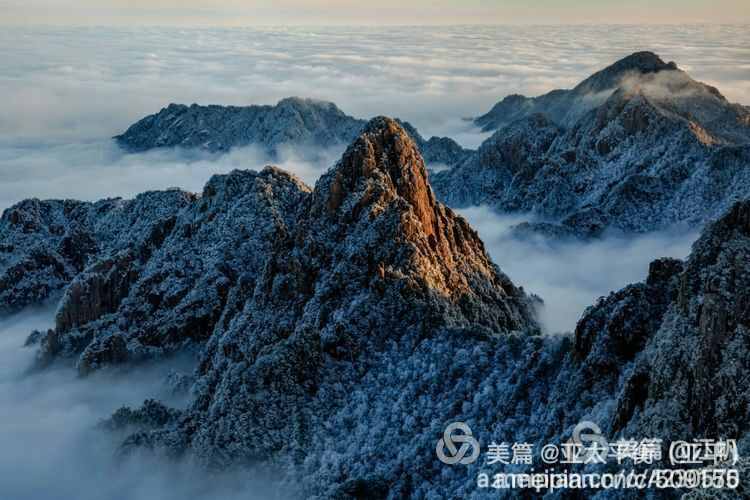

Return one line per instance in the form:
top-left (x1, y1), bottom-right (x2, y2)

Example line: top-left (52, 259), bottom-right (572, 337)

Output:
top-left (2, 0), bottom-right (749, 25)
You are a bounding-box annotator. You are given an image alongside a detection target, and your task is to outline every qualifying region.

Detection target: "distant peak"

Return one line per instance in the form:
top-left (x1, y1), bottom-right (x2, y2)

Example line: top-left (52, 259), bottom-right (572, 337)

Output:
top-left (576, 51), bottom-right (678, 94)
top-left (612, 51), bottom-right (675, 72)
top-left (164, 103), bottom-right (188, 112)
top-left (277, 96), bottom-right (311, 106)
top-left (501, 94), bottom-right (529, 104)
top-left (276, 96), bottom-right (338, 110)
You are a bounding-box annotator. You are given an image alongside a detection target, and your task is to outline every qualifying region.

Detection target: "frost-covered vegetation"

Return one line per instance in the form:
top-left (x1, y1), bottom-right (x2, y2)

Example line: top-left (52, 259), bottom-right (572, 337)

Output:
top-left (432, 52), bottom-right (750, 238)
top-left (117, 98), bottom-right (472, 168)
top-left (2, 115), bottom-right (749, 498)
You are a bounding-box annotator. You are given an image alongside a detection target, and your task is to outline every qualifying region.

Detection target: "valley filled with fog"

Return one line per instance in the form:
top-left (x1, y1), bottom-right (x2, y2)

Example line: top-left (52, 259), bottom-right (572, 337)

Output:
top-left (0, 308), bottom-right (288, 499)
top-left (0, 24), bottom-right (748, 499)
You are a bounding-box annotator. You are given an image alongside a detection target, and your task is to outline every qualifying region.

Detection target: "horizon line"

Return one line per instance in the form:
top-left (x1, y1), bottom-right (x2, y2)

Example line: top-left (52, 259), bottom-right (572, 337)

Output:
top-left (2, 21), bottom-right (749, 28)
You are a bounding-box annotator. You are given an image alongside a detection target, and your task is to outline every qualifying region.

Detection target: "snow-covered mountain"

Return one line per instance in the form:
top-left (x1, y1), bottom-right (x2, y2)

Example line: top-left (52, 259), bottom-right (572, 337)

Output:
top-left (433, 52), bottom-right (750, 237)
top-left (4, 116), bottom-right (750, 497)
top-left (116, 97), bottom-right (472, 167)
top-left (0, 191), bottom-right (194, 316)
top-left (10, 117), bottom-right (537, 373)
top-left (119, 158), bottom-right (750, 500)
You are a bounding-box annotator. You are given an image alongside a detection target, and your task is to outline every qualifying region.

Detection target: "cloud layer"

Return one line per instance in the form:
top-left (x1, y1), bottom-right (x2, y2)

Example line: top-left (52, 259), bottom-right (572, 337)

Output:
top-left (457, 208), bottom-right (698, 333)
top-left (0, 308), bottom-right (286, 500)
top-left (0, 25), bottom-right (747, 209)
top-left (1, 25), bottom-right (747, 143)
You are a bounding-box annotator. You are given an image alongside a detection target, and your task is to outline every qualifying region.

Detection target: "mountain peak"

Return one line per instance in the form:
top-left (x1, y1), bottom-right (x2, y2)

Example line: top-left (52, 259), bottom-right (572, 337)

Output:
top-left (306, 116), bottom-right (540, 308)
top-left (610, 51), bottom-right (674, 72)
top-left (474, 50), bottom-right (750, 146)
top-left (319, 116), bottom-right (432, 217)
top-left (275, 96), bottom-right (340, 112)
top-left (575, 51), bottom-right (678, 94)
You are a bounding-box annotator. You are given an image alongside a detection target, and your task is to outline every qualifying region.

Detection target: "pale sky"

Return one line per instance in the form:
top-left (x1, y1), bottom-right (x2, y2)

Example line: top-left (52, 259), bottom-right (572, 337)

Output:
top-left (2, 0), bottom-right (749, 25)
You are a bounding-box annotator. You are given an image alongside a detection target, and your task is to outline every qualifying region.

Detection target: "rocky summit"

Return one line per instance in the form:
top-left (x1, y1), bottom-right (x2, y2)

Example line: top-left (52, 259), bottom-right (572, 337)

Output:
top-left (11, 118), bottom-right (535, 376)
top-left (116, 97), bottom-right (472, 168)
top-left (433, 52), bottom-right (750, 238)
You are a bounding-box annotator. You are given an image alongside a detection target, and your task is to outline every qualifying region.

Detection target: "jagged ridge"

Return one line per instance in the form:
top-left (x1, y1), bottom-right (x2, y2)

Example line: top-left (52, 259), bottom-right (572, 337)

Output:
top-left (434, 51), bottom-right (750, 237)
top-left (7, 119), bottom-right (541, 492)
top-left (116, 97), bottom-right (473, 168)
top-left (6, 115), bottom-right (750, 499)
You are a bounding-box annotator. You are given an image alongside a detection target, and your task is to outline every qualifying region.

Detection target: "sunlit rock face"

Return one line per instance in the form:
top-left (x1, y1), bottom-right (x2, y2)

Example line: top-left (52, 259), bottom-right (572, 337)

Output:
top-left (116, 97), bottom-right (472, 167)
top-left (89, 118), bottom-right (538, 468)
top-left (433, 52), bottom-right (750, 238)
top-left (13, 118), bottom-right (533, 377)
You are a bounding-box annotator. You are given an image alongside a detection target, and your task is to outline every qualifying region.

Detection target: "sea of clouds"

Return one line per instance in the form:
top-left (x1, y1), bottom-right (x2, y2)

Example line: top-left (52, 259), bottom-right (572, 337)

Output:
top-left (0, 24), bottom-right (747, 499)
top-left (456, 208), bottom-right (699, 333)
top-left (1, 25), bottom-right (748, 207)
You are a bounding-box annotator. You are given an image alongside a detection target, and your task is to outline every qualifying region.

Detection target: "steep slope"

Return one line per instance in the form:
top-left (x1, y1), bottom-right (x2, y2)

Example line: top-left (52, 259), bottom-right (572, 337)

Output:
top-left (545, 200), bottom-right (750, 463)
top-left (610, 201), bottom-right (750, 439)
top-left (0, 191), bottom-right (193, 315)
top-left (30, 168), bottom-right (309, 373)
top-left (434, 52), bottom-right (750, 237)
top-left (116, 97), bottom-right (472, 167)
top-left (433, 113), bottom-right (562, 210)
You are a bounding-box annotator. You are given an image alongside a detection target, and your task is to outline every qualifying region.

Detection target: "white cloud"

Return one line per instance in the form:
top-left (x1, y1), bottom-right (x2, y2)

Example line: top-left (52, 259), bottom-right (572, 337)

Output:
top-left (0, 140), bottom-right (343, 210)
top-left (0, 25), bottom-right (747, 210)
top-left (0, 25), bottom-right (747, 149)
top-left (0, 308), bottom-right (286, 500)
top-left (457, 207), bottom-right (698, 333)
